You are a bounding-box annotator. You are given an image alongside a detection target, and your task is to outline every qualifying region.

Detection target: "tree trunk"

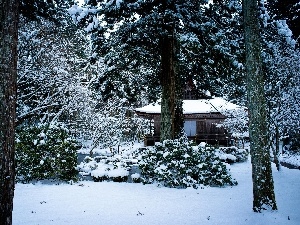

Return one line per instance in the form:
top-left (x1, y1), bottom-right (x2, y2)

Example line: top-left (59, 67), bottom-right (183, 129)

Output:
top-left (159, 31), bottom-right (184, 142)
top-left (243, 0), bottom-right (277, 212)
top-left (274, 125), bottom-right (281, 171)
top-left (0, 0), bottom-right (19, 224)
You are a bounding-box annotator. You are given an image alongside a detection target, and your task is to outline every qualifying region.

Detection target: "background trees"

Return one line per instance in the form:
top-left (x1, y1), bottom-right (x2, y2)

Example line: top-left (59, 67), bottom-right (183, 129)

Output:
top-left (262, 16), bottom-right (300, 169)
top-left (268, 0), bottom-right (300, 40)
top-left (17, 15), bottom-right (96, 131)
top-left (17, 11), bottom-right (149, 150)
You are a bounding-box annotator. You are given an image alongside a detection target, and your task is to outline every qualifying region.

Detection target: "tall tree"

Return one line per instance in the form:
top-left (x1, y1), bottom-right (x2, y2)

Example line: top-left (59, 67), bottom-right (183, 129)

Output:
top-left (243, 0), bottom-right (277, 212)
top-left (68, 0), bottom-right (248, 141)
top-left (0, 0), bottom-right (19, 224)
top-left (0, 1), bottom-right (75, 223)
top-left (182, 0), bottom-right (246, 102)
top-left (159, 17), bottom-right (183, 141)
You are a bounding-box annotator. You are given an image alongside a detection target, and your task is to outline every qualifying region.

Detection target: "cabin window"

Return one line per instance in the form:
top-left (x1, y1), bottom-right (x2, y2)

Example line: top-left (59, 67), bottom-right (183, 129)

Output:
top-left (184, 121), bottom-right (197, 136)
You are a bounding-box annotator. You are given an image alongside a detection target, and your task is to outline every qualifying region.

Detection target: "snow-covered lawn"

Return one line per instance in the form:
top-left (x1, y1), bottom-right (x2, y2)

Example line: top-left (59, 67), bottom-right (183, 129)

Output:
top-left (13, 159), bottom-right (300, 225)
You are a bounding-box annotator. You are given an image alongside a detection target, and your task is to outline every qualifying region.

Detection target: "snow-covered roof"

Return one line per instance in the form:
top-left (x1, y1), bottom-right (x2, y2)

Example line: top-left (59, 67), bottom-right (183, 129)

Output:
top-left (135, 97), bottom-right (241, 114)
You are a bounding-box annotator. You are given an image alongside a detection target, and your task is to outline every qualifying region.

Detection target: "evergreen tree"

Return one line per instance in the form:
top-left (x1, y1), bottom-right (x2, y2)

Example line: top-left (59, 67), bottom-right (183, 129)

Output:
top-left (181, 0), bottom-right (246, 102)
top-left (68, 0), bottom-right (248, 140)
top-left (243, 0), bottom-right (277, 212)
top-left (20, 0), bottom-right (74, 24)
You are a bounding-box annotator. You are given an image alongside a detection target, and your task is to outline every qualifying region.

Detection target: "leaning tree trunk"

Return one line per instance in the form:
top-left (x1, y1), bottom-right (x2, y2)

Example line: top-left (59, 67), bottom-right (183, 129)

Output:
top-left (243, 0), bottom-right (277, 212)
top-left (159, 31), bottom-right (184, 142)
top-left (0, 0), bottom-right (19, 224)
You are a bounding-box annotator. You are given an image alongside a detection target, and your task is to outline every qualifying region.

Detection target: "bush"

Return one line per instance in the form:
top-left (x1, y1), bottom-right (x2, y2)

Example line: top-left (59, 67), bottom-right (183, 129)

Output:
top-left (217, 146), bottom-right (248, 163)
top-left (139, 138), bottom-right (237, 189)
top-left (15, 124), bottom-right (79, 183)
top-left (79, 155), bottom-right (131, 182)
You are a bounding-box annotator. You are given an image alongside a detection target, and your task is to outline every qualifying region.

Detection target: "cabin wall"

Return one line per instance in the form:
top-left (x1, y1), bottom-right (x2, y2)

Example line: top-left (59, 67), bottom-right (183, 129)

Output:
top-left (140, 113), bottom-right (230, 146)
top-left (150, 114), bottom-right (226, 137)
top-left (153, 115), bottom-right (161, 136)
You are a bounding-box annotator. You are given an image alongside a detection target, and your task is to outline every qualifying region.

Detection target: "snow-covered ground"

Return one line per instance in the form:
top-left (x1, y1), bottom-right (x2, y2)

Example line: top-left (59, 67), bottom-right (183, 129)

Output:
top-left (13, 157), bottom-right (300, 225)
top-left (281, 153), bottom-right (300, 168)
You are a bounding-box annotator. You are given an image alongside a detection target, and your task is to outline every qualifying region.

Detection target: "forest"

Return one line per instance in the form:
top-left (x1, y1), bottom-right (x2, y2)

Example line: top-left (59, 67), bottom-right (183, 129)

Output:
top-left (1, 0), bottom-right (300, 224)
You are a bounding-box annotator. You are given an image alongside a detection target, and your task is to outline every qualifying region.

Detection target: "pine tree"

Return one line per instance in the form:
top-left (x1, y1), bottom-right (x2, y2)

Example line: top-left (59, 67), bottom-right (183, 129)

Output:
top-left (243, 0), bottom-right (277, 212)
top-left (181, 0), bottom-right (246, 102)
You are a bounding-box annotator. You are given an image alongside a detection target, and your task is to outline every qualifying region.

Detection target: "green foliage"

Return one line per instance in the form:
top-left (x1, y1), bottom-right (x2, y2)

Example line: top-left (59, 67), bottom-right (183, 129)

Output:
top-left (139, 138), bottom-right (237, 189)
top-left (15, 124), bottom-right (79, 183)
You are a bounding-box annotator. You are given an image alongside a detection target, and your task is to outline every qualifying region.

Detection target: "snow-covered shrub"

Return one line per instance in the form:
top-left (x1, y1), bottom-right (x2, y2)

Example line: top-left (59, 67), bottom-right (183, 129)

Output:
top-left (108, 168), bottom-right (130, 182)
top-left (131, 173), bottom-right (141, 183)
top-left (90, 164), bottom-right (111, 182)
top-left (139, 138), bottom-right (237, 189)
top-left (15, 124), bottom-right (79, 183)
top-left (78, 154), bottom-right (131, 182)
top-left (217, 146), bottom-right (248, 163)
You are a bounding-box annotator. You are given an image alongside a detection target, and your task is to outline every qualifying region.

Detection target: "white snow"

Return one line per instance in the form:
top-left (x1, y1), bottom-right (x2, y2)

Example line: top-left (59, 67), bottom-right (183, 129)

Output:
top-left (131, 173), bottom-right (140, 179)
top-left (107, 168), bottom-right (129, 178)
top-left (276, 20), bottom-right (296, 47)
top-left (218, 153), bottom-right (237, 162)
top-left (135, 97), bottom-right (242, 114)
top-left (13, 160), bottom-right (300, 225)
top-left (116, 0), bottom-right (123, 8)
top-left (281, 154), bottom-right (300, 167)
top-left (90, 165), bottom-right (110, 178)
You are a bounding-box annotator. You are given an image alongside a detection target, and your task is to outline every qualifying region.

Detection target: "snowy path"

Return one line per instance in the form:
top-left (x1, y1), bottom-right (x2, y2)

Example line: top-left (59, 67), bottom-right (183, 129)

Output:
top-left (13, 160), bottom-right (300, 225)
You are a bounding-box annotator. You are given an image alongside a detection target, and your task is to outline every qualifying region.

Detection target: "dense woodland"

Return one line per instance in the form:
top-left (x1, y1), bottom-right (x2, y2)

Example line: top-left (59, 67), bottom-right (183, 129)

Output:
top-left (15, 0), bottom-right (300, 150)
top-left (1, 0), bottom-right (300, 224)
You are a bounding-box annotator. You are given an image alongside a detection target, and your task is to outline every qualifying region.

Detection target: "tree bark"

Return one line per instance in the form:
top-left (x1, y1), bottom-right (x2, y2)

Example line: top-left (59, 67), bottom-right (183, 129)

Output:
top-left (159, 32), bottom-right (184, 142)
top-left (274, 125), bottom-right (280, 171)
top-left (243, 0), bottom-right (277, 212)
top-left (0, 0), bottom-right (19, 224)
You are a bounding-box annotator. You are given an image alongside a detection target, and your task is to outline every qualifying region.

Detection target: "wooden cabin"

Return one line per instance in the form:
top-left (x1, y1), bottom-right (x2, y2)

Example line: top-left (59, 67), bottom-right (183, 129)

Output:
top-left (135, 97), bottom-right (241, 146)
top-left (135, 79), bottom-right (245, 146)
